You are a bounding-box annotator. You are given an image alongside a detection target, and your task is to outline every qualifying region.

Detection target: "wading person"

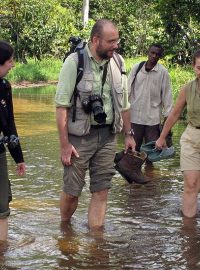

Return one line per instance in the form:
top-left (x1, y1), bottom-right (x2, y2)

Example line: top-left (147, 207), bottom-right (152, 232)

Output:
top-left (128, 44), bottom-right (173, 163)
top-left (156, 50), bottom-right (200, 218)
top-left (0, 41), bottom-right (25, 241)
top-left (55, 19), bottom-right (135, 230)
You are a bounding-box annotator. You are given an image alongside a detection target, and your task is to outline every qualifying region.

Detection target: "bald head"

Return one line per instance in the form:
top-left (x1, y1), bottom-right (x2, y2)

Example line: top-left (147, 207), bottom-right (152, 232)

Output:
top-left (90, 19), bottom-right (118, 41)
top-left (89, 19), bottom-right (119, 61)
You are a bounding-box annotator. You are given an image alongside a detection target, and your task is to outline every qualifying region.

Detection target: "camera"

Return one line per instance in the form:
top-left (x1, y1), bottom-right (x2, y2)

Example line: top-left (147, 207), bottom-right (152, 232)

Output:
top-left (81, 94), bottom-right (107, 124)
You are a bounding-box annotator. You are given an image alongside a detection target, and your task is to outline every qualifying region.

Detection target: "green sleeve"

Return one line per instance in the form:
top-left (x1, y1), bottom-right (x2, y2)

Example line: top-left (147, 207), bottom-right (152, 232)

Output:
top-left (55, 56), bottom-right (77, 107)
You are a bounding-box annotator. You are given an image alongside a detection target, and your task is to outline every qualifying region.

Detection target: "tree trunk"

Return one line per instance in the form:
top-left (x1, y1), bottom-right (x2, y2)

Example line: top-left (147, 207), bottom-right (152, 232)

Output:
top-left (82, 0), bottom-right (89, 27)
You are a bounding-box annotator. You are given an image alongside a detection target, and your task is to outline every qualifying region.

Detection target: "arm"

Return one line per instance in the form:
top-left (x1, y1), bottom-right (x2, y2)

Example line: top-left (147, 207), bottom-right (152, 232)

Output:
top-left (121, 61), bottom-right (136, 152)
top-left (6, 103), bottom-right (24, 165)
top-left (128, 64), bottom-right (138, 98)
top-left (56, 107), bottom-right (79, 166)
top-left (156, 87), bottom-right (187, 148)
top-left (121, 110), bottom-right (136, 152)
top-left (55, 54), bottom-right (80, 165)
top-left (161, 70), bottom-right (173, 117)
top-left (5, 84), bottom-right (25, 175)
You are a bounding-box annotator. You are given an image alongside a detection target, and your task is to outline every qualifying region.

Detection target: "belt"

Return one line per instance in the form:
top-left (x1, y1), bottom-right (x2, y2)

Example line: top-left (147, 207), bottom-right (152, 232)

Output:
top-left (91, 124), bottom-right (112, 129)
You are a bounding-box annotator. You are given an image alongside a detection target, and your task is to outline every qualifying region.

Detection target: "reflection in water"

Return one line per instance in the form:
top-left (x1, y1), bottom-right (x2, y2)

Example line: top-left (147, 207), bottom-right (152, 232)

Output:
top-left (181, 217), bottom-right (200, 270)
top-left (57, 222), bottom-right (80, 268)
top-left (58, 222), bottom-right (111, 270)
top-left (0, 86), bottom-right (200, 269)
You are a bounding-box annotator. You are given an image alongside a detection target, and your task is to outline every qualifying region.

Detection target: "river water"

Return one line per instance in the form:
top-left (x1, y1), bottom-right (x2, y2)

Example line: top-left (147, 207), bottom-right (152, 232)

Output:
top-left (0, 86), bottom-right (200, 270)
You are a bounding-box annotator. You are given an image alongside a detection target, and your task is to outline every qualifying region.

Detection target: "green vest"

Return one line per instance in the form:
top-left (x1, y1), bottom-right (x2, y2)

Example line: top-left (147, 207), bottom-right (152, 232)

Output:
top-left (185, 78), bottom-right (200, 127)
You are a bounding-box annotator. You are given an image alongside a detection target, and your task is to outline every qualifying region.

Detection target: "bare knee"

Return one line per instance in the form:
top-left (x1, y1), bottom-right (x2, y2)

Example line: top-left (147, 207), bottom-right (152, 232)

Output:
top-left (184, 179), bottom-right (199, 195)
top-left (61, 192), bottom-right (78, 203)
top-left (92, 190), bottom-right (108, 202)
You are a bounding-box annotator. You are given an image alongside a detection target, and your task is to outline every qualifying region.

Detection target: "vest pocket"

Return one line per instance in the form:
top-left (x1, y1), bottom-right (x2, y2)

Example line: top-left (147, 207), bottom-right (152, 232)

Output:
top-left (68, 107), bottom-right (91, 136)
top-left (114, 84), bottom-right (123, 109)
top-left (78, 73), bottom-right (93, 92)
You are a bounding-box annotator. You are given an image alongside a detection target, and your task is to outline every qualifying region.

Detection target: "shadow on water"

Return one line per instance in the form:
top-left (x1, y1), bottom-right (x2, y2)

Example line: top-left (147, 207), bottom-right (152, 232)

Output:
top-left (0, 86), bottom-right (200, 269)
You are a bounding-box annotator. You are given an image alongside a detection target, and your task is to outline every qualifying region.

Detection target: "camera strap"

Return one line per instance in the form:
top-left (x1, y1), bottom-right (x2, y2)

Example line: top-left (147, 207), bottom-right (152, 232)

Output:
top-left (72, 52), bottom-right (108, 122)
top-left (101, 62), bottom-right (108, 95)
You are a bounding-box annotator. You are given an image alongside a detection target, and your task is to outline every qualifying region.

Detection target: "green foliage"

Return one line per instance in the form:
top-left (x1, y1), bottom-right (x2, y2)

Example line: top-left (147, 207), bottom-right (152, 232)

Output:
top-left (125, 57), bottom-right (147, 74)
top-left (7, 58), bottom-right (62, 82)
top-left (155, 0), bottom-right (200, 64)
top-left (169, 66), bottom-right (194, 101)
top-left (13, 85), bottom-right (55, 94)
top-left (0, 0), bottom-right (78, 61)
top-left (88, 0), bottom-right (164, 57)
top-left (0, 0), bottom-right (199, 63)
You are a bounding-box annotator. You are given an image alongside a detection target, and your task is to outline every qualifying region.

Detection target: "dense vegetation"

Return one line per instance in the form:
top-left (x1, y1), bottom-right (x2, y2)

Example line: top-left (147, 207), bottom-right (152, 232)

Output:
top-left (7, 57), bottom-right (194, 103)
top-left (1, 0), bottom-right (199, 104)
top-left (1, 0), bottom-right (199, 63)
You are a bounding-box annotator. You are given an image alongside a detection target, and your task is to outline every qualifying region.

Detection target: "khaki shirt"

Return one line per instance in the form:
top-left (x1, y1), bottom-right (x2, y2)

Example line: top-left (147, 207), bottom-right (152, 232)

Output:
top-left (128, 62), bottom-right (173, 125)
top-left (55, 45), bottom-right (130, 125)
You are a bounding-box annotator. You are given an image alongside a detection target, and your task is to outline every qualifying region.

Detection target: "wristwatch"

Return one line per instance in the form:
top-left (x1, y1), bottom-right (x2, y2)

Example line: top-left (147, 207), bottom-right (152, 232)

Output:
top-left (125, 129), bottom-right (134, 137)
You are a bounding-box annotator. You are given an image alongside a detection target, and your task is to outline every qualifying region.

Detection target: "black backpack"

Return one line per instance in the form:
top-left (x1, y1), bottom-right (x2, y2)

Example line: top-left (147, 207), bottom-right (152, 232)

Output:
top-left (64, 36), bottom-right (126, 122)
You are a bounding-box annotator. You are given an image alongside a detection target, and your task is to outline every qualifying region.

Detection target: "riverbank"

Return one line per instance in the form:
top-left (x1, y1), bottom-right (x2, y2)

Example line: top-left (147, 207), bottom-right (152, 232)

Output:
top-left (12, 80), bottom-right (58, 89)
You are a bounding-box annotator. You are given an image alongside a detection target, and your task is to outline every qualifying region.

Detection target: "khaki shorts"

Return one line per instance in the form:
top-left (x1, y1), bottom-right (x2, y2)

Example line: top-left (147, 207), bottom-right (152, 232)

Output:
top-left (180, 125), bottom-right (200, 171)
top-left (63, 126), bottom-right (117, 196)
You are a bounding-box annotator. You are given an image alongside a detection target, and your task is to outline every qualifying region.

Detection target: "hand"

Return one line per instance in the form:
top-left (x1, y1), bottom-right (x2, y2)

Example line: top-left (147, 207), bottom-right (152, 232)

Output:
top-left (16, 162), bottom-right (26, 176)
top-left (155, 137), bottom-right (167, 149)
top-left (61, 143), bottom-right (79, 166)
top-left (124, 135), bottom-right (136, 153)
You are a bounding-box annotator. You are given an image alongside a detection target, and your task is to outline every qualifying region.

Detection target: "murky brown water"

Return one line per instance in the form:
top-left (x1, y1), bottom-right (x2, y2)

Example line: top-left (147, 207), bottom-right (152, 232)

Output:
top-left (1, 86), bottom-right (200, 270)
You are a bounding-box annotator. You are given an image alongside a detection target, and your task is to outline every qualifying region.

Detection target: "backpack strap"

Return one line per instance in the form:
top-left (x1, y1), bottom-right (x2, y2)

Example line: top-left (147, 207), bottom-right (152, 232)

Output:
top-left (76, 49), bottom-right (84, 85)
top-left (72, 49), bottom-right (84, 122)
top-left (132, 61), bottom-right (145, 85)
top-left (113, 52), bottom-right (126, 75)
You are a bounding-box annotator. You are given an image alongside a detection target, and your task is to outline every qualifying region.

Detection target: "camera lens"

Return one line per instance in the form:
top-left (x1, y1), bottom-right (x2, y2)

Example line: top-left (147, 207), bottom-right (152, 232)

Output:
top-left (81, 94), bottom-right (107, 124)
top-left (90, 95), bottom-right (107, 124)
top-left (93, 109), bottom-right (107, 124)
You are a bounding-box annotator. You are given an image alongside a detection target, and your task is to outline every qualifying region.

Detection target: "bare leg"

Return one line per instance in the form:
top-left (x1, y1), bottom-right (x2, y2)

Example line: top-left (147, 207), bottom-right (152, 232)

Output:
top-left (88, 189), bottom-right (108, 229)
top-left (60, 191), bottom-right (78, 222)
top-left (0, 218), bottom-right (8, 241)
top-left (182, 171), bottom-right (200, 218)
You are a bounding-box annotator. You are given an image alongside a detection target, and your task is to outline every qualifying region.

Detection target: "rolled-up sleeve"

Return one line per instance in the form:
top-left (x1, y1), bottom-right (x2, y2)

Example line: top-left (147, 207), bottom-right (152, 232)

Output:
top-left (128, 64), bottom-right (138, 97)
top-left (161, 71), bottom-right (173, 117)
top-left (55, 56), bottom-right (77, 108)
top-left (122, 73), bottom-right (130, 111)
top-left (119, 56), bottom-right (130, 111)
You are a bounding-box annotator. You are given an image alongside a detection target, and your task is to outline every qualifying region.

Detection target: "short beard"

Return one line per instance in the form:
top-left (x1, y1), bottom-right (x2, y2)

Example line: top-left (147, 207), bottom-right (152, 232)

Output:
top-left (97, 51), bottom-right (110, 60)
top-left (96, 42), bottom-right (114, 60)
